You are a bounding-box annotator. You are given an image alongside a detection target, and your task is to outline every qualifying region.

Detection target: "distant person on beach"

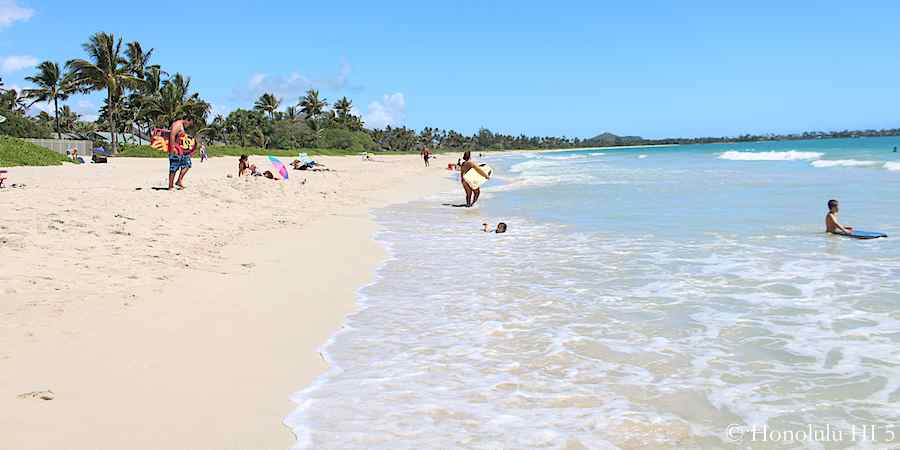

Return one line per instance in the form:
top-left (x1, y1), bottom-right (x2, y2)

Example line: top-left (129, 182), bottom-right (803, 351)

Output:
top-left (167, 118), bottom-right (194, 190)
top-left (460, 151), bottom-right (490, 207)
top-left (826, 199), bottom-right (854, 235)
top-left (483, 222), bottom-right (508, 233)
top-left (421, 147), bottom-right (431, 167)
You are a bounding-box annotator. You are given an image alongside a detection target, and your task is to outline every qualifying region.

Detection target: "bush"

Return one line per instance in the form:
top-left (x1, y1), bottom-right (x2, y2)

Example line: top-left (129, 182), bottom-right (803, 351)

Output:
top-left (0, 109), bottom-right (53, 139)
top-left (320, 128), bottom-right (378, 153)
top-left (117, 145), bottom-right (167, 158)
top-left (269, 120), bottom-right (317, 150)
top-left (0, 135), bottom-right (71, 166)
top-left (350, 130), bottom-right (379, 152)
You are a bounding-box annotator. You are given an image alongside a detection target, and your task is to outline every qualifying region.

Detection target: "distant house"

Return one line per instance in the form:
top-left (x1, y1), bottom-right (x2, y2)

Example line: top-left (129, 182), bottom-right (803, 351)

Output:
top-left (91, 132), bottom-right (150, 145)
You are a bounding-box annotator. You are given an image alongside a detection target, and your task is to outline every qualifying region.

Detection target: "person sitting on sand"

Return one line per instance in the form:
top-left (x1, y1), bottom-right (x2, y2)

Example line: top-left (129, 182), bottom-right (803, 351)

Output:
top-left (482, 222), bottom-right (508, 233)
top-left (238, 155), bottom-right (260, 177)
top-left (826, 199), bottom-right (854, 235)
top-left (460, 151), bottom-right (490, 207)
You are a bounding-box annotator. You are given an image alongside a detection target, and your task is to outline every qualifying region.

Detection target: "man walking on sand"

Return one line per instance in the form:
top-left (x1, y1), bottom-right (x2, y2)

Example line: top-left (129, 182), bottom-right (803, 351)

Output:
top-left (421, 146), bottom-right (431, 167)
top-left (167, 118), bottom-right (194, 190)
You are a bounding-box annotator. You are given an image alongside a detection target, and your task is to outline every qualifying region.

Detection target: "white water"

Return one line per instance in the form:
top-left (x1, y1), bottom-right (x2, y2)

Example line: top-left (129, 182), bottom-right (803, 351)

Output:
top-left (289, 140), bottom-right (900, 449)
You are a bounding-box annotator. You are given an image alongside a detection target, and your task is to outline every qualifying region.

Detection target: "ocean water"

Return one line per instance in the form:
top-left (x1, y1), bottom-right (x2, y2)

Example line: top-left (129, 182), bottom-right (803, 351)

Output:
top-left (288, 137), bottom-right (900, 449)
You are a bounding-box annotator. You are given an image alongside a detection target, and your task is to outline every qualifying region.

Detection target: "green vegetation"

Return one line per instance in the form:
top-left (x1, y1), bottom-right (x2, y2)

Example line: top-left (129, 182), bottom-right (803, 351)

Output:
top-left (116, 144), bottom-right (381, 158)
top-left (22, 61), bottom-right (76, 139)
top-left (0, 108), bottom-right (53, 138)
top-left (5, 30), bottom-right (900, 167)
top-left (2, 31), bottom-right (587, 157)
top-left (0, 136), bottom-right (71, 167)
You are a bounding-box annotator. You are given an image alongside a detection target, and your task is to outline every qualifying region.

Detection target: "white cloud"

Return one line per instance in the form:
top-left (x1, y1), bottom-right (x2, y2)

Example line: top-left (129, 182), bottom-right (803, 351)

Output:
top-left (74, 99), bottom-right (98, 121)
top-left (0, 54), bottom-right (37, 73)
top-left (0, 0), bottom-right (33, 29)
top-left (364, 93), bottom-right (406, 129)
top-left (234, 61), bottom-right (358, 102)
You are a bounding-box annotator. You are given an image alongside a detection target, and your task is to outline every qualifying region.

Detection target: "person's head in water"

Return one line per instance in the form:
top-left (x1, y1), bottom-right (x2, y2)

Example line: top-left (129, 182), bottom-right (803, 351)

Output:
top-left (463, 151), bottom-right (471, 162)
top-left (496, 222), bottom-right (507, 233)
top-left (828, 199), bottom-right (839, 213)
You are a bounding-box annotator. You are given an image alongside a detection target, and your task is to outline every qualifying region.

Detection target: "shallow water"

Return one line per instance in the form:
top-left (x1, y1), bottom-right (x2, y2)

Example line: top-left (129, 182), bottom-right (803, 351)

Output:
top-left (289, 137), bottom-right (900, 449)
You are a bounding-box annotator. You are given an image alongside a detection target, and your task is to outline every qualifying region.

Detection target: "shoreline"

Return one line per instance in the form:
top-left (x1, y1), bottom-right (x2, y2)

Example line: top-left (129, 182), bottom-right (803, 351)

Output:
top-left (0, 154), bottom-right (454, 449)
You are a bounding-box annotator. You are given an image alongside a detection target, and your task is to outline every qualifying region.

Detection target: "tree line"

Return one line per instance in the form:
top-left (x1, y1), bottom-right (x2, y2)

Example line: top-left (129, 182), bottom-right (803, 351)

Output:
top-left (4, 31), bottom-right (900, 153)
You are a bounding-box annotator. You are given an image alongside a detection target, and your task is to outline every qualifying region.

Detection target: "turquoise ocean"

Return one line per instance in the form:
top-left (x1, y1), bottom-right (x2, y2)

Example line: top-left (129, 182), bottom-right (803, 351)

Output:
top-left (288, 137), bottom-right (900, 449)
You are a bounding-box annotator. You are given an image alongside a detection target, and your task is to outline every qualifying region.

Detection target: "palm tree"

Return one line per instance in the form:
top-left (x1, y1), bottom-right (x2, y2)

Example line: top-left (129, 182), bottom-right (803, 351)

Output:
top-left (66, 32), bottom-right (144, 152)
top-left (22, 61), bottom-right (76, 139)
top-left (283, 105), bottom-right (300, 122)
top-left (254, 93), bottom-right (280, 119)
top-left (207, 114), bottom-right (226, 143)
top-left (125, 41), bottom-right (155, 79)
top-left (298, 89), bottom-right (327, 120)
top-left (0, 87), bottom-right (29, 113)
top-left (73, 120), bottom-right (97, 135)
top-left (333, 96), bottom-right (352, 120)
top-left (131, 65), bottom-right (165, 135)
top-left (142, 73), bottom-right (210, 128)
top-left (35, 111), bottom-right (53, 126)
top-left (58, 105), bottom-right (80, 131)
top-left (124, 41), bottom-right (160, 136)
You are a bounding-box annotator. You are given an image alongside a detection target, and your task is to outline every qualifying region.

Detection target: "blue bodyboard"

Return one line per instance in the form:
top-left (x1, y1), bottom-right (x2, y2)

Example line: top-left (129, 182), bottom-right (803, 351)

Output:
top-left (844, 230), bottom-right (888, 239)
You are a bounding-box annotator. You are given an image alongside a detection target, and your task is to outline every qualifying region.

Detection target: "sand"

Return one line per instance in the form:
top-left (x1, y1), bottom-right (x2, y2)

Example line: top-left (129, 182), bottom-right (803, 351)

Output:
top-left (0, 154), bottom-right (454, 449)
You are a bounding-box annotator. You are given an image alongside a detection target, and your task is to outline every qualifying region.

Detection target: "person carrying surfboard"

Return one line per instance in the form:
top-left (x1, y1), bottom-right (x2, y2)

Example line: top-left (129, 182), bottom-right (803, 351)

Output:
top-left (167, 118), bottom-right (194, 190)
top-left (460, 151), bottom-right (491, 207)
top-left (826, 199), bottom-right (854, 235)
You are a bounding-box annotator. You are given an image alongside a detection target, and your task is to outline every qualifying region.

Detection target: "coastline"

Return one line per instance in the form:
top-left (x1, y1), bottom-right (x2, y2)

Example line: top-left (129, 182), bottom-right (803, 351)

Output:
top-left (490, 143), bottom-right (681, 156)
top-left (0, 154), bottom-right (454, 449)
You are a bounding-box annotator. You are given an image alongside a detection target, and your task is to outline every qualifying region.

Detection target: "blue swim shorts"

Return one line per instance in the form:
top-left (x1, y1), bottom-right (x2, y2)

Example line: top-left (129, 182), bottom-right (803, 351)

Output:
top-left (168, 154), bottom-right (192, 173)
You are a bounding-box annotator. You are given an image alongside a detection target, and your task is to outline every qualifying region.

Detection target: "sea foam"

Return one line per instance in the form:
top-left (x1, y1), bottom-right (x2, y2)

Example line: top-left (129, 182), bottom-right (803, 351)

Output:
top-left (810, 159), bottom-right (880, 168)
top-left (719, 150), bottom-right (823, 161)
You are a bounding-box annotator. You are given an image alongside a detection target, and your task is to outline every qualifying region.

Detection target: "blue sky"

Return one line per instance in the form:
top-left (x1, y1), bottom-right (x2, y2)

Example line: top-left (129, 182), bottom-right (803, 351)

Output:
top-left (2, 0), bottom-right (900, 138)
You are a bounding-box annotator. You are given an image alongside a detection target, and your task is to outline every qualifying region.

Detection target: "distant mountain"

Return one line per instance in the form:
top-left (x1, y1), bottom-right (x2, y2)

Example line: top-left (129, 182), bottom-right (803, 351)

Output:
top-left (582, 132), bottom-right (646, 147)
top-left (582, 128), bottom-right (900, 148)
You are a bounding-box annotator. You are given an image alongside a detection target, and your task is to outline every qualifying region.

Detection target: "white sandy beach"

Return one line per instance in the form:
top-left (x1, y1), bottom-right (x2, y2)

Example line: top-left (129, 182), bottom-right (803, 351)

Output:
top-left (0, 154), bottom-right (454, 449)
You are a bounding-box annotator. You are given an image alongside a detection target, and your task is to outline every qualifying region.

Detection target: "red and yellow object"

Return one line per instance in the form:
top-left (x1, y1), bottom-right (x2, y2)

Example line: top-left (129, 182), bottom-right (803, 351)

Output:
top-left (150, 128), bottom-right (196, 154)
top-left (150, 135), bottom-right (168, 151)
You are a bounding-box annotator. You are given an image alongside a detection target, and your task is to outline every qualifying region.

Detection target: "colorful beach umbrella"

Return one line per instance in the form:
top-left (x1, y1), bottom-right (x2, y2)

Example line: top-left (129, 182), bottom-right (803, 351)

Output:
top-left (268, 155), bottom-right (289, 180)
